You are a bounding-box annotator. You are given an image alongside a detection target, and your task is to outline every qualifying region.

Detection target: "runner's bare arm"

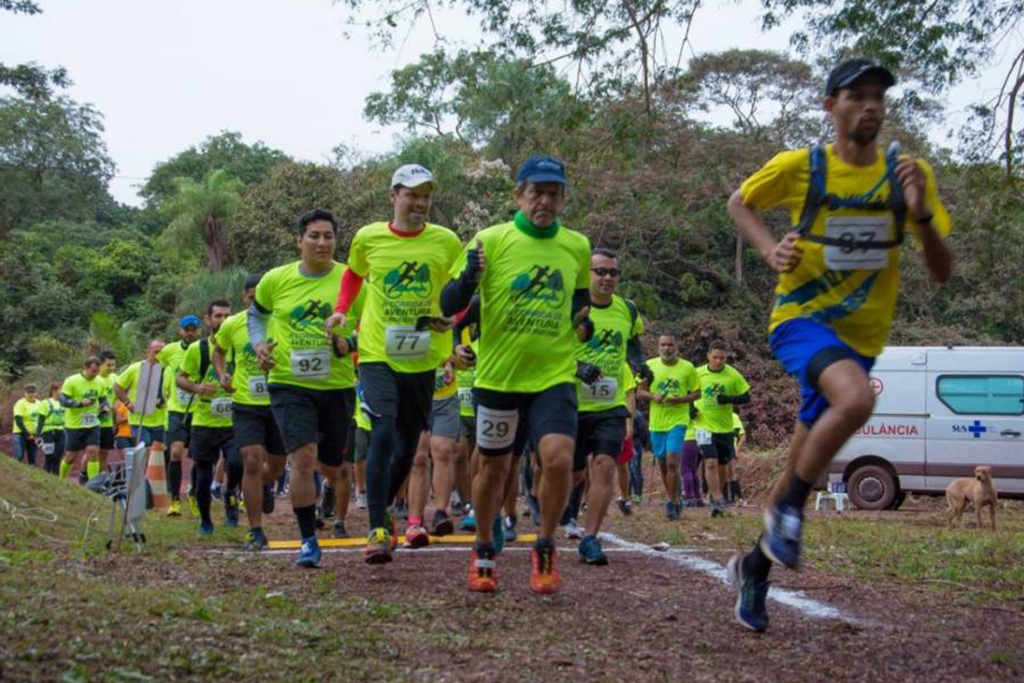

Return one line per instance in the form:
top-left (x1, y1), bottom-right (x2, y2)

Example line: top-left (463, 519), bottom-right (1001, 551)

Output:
top-left (895, 157), bottom-right (953, 284)
top-left (727, 190), bottom-right (802, 273)
top-left (210, 342), bottom-right (234, 393)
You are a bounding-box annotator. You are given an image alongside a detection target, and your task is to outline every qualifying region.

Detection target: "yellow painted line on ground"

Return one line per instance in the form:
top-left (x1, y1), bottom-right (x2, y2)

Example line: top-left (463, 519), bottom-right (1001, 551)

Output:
top-left (267, 533), bottom-right (538, 550)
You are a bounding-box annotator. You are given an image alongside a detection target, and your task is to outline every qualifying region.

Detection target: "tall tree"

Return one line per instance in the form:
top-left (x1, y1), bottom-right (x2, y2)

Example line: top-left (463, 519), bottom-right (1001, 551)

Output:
top-left (364, 49), bottom-right (588, 158)
top-left (0, 1), bottom-right (69, 99)
top-left (341, 0), bottom-right (702, 111)
top-left (0, 95), bottom-right (116, 235)
top-left (141, 131), bottom-right (289, 206)
top-left (161, 169), bottom-right (244, 273)
top-left (757, 0), bottom-right (1024, 175)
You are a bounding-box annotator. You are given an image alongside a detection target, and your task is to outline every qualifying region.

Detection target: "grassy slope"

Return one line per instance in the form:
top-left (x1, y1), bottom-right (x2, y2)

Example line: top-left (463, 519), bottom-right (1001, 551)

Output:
top-left (2, 453), bottom-right (1023, 682)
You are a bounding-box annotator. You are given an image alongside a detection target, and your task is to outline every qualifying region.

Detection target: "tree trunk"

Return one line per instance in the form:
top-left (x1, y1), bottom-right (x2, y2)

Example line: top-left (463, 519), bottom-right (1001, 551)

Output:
top-left (202, 214), bottom-right (225, 273)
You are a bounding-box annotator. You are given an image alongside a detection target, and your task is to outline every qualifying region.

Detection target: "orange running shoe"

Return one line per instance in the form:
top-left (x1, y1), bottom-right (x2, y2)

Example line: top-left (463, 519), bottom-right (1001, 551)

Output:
top-left (530, 543), bottom-right (560, 594)
top-left (468, 547), bottom-right (498, 592)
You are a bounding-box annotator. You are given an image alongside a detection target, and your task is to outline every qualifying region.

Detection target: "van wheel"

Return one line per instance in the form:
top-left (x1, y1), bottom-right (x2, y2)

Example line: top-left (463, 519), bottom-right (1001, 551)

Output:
top-left (889, 489), bottom-right (907, 511)
top-left (847, 464), bottom-right (897, 510)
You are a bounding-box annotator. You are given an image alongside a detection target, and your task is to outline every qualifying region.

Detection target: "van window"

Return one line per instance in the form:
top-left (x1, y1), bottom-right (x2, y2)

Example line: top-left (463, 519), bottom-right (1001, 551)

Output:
top-left (937, 375), bottom-right (1024, 415)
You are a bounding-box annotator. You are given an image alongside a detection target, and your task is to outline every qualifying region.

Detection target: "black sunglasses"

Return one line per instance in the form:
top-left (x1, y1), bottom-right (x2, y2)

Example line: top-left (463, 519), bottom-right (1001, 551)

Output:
top-left (591, 267), bottom-right (621, 277)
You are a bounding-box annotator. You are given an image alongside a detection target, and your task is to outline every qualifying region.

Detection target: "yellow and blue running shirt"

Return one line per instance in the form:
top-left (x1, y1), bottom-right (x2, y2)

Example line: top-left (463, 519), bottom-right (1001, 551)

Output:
top-left (741, 144), bottom-right (951, 357)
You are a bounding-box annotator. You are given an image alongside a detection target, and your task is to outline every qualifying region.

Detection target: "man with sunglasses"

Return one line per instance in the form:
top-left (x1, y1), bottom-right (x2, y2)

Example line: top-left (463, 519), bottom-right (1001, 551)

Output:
top-left (725, 58), bottom-right (952, 632)
top-left (572, 247), bottom-right (645, 565)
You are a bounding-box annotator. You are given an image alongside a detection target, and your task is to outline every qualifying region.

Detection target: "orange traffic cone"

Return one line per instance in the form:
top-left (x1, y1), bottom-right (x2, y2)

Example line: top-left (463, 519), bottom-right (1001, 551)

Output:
top-left (146, 442), bottom-right (169, 510)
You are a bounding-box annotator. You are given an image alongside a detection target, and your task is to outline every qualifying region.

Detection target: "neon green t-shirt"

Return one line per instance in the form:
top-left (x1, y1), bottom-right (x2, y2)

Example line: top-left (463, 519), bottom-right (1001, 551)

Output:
top-left (451, 218), bottom-right (591, 393)
top-left (214, 310), bottom-right (269, 407)
top-left (354, 392), bottom-right (371, 431)
top-left (62, 373), bottom-right (104, 430)
top-left (97, 371), bottom-right (118, 428)
top-left (38, 398), bottom-right (65, 433)
top-left (13, 398), bottom-right (42, 435)
top-left (695, 364), bottom-right (750, 434)
top-left (254, 261), bottom-right (362, 391)
top-left (180, 338), bottom-right (233, 429)
top-left (741, 145), bottom-right (951, 357)
top-left (158, 341), bottom-right (196, 414)
top-left (645, 357), bottom-right (700, 432)
top-left (116, 361), bottom-right (167, 428)
top-left (575, 295), bottom-right (644, 412)
top-left (348, 222), bottom-right (462, 374)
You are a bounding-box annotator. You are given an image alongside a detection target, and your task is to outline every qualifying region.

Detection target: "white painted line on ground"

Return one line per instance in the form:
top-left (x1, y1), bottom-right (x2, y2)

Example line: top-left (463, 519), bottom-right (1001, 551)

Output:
top-left (600, 532), bottom-right (862, 625)
top-left (210, 546), bottom-right (669, 557)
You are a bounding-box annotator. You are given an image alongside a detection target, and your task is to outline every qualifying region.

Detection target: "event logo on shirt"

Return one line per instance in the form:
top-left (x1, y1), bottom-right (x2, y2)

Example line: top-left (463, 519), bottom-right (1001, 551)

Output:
top-left (384, 261), bottom-right (432, 299)
top-left (585, 329), bottom-right (623, 356)
top-left (289, 300), bottom-right (333, 330)
top-left (511, 266), bottom-right (565, 308)
top-left (657, 378), bottom-right (680, 396)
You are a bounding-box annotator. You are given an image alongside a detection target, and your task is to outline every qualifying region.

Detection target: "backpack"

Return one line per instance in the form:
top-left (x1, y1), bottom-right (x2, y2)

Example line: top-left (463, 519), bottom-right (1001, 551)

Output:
top-left (795, 142), bottom-right (907, 250)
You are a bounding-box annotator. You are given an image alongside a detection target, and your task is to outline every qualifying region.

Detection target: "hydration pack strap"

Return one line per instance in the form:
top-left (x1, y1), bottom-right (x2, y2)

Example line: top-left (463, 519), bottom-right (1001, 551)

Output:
top-left (795, 143), bottom-right (907, 249)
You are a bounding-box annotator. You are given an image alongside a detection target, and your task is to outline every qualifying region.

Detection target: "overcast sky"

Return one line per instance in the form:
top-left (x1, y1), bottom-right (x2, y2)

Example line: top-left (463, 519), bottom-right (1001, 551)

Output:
top-left (3, 1), bottom-right (1018, 206)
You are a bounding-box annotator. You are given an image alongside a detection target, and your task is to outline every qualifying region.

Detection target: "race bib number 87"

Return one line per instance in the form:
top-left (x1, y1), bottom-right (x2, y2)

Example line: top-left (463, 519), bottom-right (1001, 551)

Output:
top-left (824, 216), bottom-right (892, 271)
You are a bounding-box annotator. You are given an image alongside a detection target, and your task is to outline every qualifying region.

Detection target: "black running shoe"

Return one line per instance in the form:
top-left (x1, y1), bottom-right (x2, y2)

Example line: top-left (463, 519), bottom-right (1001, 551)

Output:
top-left (431, 509), bottom-right (455, 537)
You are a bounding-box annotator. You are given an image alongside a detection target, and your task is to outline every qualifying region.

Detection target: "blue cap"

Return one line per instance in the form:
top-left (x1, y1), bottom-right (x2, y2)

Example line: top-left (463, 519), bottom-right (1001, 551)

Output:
top-left (516, 155), bottom-right (566, 186)
top-left (179, 314), bottom-right (201, 329)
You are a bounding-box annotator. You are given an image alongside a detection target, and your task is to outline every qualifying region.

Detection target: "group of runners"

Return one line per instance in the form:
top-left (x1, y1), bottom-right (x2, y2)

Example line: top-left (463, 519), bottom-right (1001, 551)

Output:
top-left (7, 58), bottom-right (953, 632)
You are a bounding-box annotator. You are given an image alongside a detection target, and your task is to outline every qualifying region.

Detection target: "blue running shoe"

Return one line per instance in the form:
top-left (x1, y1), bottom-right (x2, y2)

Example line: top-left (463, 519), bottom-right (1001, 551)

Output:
top-left (492, 514), bottom-right (505, 555)
top-left (296, 536), bottom-right (321, 568)
top-left (459, 509), bottom-right (477, 532)
top-left (759, 504), bottom-right (804, 570)
top-left (727, 552), bottom-right (769, 632)
top-left (578, 535), bottom-right (608, 566)
top-left (244, 527), bottom-right (268, 551)
top-left (198, 522), bottom-right (214, 536)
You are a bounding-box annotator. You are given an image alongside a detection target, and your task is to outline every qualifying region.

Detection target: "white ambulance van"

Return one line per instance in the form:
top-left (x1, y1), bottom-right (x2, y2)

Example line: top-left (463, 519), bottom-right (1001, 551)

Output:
top-left (828, 346), bottom-right (1024, 510)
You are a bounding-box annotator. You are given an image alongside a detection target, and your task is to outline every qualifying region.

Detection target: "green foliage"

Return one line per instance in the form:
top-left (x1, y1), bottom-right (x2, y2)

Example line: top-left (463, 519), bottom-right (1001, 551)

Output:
top-left (0, 2), bottom-right (70, 100)
top-left (0, 96), bottom-right (116, 235)
top-left (364, 49), bottom-right (591, 159)
top-left (88, 311), bottom-right (143, 362)
top-left (140, 131), bottom-right (289, 206)
top-left (170, 267), bottom-right (249, 330)
top-left (160, 169), bottom-right (244, 273)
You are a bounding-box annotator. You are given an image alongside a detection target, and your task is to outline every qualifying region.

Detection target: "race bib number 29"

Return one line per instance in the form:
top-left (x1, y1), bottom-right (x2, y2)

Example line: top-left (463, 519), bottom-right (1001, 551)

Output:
top-left (475, 406), bottom-right (518, 451)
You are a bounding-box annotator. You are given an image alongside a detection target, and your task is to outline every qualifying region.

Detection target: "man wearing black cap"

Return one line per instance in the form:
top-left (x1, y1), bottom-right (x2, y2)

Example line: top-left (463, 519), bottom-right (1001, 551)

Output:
top-left (724, 58), bottom-right (953, 632)
top-left (441, 154), bottom-right (594, 594)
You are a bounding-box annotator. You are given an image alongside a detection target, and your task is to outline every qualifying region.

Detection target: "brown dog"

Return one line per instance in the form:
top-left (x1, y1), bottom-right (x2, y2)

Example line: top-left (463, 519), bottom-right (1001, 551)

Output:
top-left (945, 466), bottom-right (998, 530)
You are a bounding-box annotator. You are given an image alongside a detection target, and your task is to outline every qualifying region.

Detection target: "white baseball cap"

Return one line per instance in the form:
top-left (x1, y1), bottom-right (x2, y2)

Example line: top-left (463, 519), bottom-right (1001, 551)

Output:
top-left (391, 164), bottom-right (434, 189)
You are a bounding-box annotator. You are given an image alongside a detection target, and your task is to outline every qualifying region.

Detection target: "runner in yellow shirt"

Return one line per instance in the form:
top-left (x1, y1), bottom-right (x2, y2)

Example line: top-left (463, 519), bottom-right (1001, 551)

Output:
top-left (251, 209), bottom-right (362, 567)
top-left (157, 315), bottom-right (201, 511)
top-left (324, 165), bottom-right (462, 564)
top-left (693, 340), bottom-right (750, 517)
top-left (96, 350), bottom-right (119, 475)
top-left (213, 273), bottom-right (287, 550)
top-left (177, 300), bottom-right (235, 535)
top-left (37, 382), bottom-right (66, 474)
top-left (12, 384), bottom-right (42, 467)
top-left (59, 357), bottom-right (106, 480)
top-left (441, 155), bottom-right (593, 594)
top-left (724, 58), bottom-right (953, 632)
